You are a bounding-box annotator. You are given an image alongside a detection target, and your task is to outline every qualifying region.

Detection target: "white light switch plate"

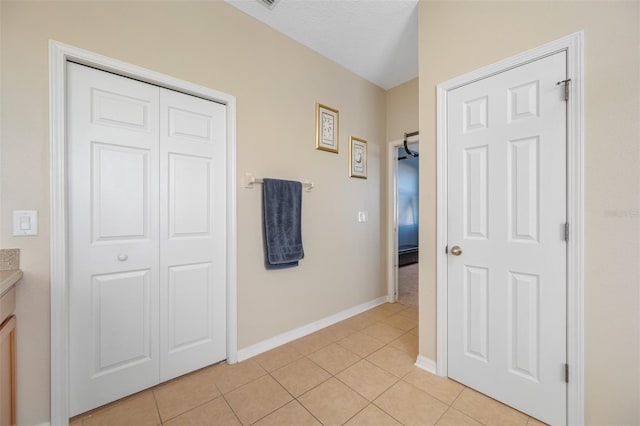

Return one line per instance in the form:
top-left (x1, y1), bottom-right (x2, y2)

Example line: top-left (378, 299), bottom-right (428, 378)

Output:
top-left (358, 211), bottom-right (369, 223)
top-left (13, 210), bottom-right (38, 236)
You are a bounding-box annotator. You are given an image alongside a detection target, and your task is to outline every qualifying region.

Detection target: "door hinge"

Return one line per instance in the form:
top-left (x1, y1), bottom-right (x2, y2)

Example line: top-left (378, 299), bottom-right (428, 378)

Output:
top-left (564, 222), bottom-right (570, 241)
top-left (556, 78), bottom-right (571, 101)
top-left (564, 363), bottom-right (569, 383)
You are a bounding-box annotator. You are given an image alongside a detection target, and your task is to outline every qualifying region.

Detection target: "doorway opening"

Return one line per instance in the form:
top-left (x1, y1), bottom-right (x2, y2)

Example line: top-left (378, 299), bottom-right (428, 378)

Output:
top-left (388, 132), bottom-right (419, 306)
top-left (397, 142), bottom-right (419, 306)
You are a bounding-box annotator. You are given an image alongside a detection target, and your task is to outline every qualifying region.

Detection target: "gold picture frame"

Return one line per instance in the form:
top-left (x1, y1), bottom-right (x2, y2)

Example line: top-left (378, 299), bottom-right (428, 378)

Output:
top-left (315, 103), bottom-right (339, 153)
top-left (349, 136), bottom-right (367, 179)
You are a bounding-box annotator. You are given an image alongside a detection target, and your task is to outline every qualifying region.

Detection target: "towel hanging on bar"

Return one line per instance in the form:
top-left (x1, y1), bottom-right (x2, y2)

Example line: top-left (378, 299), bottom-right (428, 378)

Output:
top-left (262, 178), bottom-right (305, 269)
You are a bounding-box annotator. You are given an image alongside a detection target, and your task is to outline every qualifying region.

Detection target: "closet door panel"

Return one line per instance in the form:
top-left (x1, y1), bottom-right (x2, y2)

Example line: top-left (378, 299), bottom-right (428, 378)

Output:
top-left (159, 88), bottom-right (227, 381)
top-left (68, 63), bottom-right (160, 416)
top-left (68, 63), bottom-right (229, 415)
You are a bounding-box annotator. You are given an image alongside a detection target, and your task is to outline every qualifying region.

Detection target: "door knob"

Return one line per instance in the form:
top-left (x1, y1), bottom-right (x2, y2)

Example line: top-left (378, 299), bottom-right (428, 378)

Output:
top-left (117, 254), bottom-right (128, 261)
top-left (450, 246), bottom-right (462, 256)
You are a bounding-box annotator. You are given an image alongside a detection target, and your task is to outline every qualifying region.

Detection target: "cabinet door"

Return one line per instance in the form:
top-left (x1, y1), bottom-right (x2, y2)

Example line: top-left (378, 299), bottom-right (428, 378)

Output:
top-left (0, 316), bottom-right (16, 426)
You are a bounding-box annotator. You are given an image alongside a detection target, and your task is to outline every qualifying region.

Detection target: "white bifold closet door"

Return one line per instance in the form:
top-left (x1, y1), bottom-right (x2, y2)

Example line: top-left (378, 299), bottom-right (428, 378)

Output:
top-left (68, 62), bottom-right (227, 416)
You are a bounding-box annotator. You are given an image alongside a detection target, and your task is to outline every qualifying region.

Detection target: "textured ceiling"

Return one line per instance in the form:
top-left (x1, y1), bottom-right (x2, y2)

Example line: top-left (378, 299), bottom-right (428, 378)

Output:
top-left (225, 0), bottom-right (419, 90)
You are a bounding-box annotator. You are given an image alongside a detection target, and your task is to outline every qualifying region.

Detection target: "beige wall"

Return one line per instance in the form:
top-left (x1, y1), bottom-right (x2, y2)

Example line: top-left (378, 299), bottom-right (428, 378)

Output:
top-left (418, 1), bottom-right (640, 424)
top-left (0, 2), bottom-right (387, 424)
top-left (384, 78), bottom-right (419, 299)
top-left (386, 77), bottom-right (419, 143)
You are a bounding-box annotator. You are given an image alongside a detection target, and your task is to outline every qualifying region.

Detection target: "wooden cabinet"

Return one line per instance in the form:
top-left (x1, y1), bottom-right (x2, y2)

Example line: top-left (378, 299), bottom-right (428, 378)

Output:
top-left (0, 315), bottom-right (15, 426)
top-left (0, 270), bottom-right (19, 426)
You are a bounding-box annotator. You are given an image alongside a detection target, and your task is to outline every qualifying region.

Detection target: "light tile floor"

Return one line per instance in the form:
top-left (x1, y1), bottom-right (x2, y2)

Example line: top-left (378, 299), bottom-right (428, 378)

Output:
top-left (71, 303), bottom-right (547, 426)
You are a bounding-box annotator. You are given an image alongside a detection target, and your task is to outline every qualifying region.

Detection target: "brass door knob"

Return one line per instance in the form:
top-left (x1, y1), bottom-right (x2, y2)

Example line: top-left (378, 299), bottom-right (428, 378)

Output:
top-left (450, 246), bottom-right (462, 256)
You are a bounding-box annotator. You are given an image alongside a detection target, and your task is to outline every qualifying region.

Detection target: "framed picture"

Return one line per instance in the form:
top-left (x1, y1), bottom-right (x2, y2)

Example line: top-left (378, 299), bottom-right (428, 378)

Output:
top-left (315, 103), bottom-right (339, 153)
top-left (349, 136), bottom-right (367, 179)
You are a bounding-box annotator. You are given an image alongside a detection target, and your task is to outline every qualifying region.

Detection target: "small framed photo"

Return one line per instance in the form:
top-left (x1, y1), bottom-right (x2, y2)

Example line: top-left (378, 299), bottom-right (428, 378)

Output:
top-left (315, 103), bottom-right (339, 153)
top-left (349, 136), bottom-right (367, 179)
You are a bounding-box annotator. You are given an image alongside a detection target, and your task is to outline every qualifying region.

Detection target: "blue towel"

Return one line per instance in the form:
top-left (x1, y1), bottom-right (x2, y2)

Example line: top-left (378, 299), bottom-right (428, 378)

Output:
top-left (262, 178), bottom-right (304, 269)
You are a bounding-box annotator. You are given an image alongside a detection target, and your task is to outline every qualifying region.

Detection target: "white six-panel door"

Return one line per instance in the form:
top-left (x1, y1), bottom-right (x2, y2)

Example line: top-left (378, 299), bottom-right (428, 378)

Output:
top-left (68, 63), bottom-right (161, 415)
top-left (68, 63), bottom-right (226, 416)
top-left (447, 52), bottom-right (567, 425)
top-left (159, 88), bottom-right (227, 381)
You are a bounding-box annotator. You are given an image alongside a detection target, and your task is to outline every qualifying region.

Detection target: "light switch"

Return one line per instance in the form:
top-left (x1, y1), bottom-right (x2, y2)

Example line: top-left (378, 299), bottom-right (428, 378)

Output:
top-left (20, 216), bottom-right (31, 230)
top-left (13, 210), bottom-right (38, 236)
top-left (358, 211), bottom-right (369, 223)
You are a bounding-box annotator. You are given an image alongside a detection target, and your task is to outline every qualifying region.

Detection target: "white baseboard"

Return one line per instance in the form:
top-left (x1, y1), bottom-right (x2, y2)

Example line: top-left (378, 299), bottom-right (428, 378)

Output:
top-left (415, 355), bottom-right (438, 375)
top-left (237, 296), bottom-right (388, 362)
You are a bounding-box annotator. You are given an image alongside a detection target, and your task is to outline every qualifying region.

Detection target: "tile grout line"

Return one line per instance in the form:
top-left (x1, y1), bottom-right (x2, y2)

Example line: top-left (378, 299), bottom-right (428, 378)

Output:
top-left (164, 393), bottom-right (230, 424)
top-left (449, 385), bottom-right (466, 407)
top-left (400, 371), bottom-right (466, 408)
top-left (157, 381), bottom-right (229, 424)
top-left (264, 359), bottom-right (332, 425)
top-left (291, 391), bottom-right (325, 426)
top-left (370, 399), bottom-right (406, 425)
top-left (340, 402), bottom-right (371, 425)
top-left (251, 358), bottom-right (333, 424)
top-left (217, 383), bottom-right (244, 426)
top-left (447, 387), bottom-right (491, 426)
top-left (264, 334), bottom-right (408, 426)
top-left (247, 396), bottom-right (293, 425)
top-left (268, 367), bottom-right (326, 426)
top-left (333, 366), bottom-right (401, 403)
top-left (150, 389), bottom-right (163, 425)
top-left (362, 347), bottom-right (414, 380)
top-left (305, 329), bottom-right (412, 425)
top-left (431, 404), bottom-right (450, 426)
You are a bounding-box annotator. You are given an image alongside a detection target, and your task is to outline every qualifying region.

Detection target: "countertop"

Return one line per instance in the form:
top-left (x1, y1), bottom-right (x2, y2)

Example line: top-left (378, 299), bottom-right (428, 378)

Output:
top-left (0, 269), bottom-right (22, 295)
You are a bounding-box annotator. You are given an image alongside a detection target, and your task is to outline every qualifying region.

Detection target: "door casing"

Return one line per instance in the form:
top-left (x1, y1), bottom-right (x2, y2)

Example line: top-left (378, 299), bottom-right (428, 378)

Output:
top-left (435, 32), bottom-right (584, 425)
top-left (386, 139), bottom-right (401, 303)
top-left (49, 40), bottom-right (238, 425)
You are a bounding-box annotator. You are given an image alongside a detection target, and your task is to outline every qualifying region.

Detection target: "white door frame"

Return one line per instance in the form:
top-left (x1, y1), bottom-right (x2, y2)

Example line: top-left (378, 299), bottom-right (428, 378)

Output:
top-left (49, 40), bottom-right (238, 425)
top-left (386, 138), bottom-right (419, 302)
top-left (435, 32), bottom-right (584, 425)
top-left (387, 140), bottom-right (400, 302)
